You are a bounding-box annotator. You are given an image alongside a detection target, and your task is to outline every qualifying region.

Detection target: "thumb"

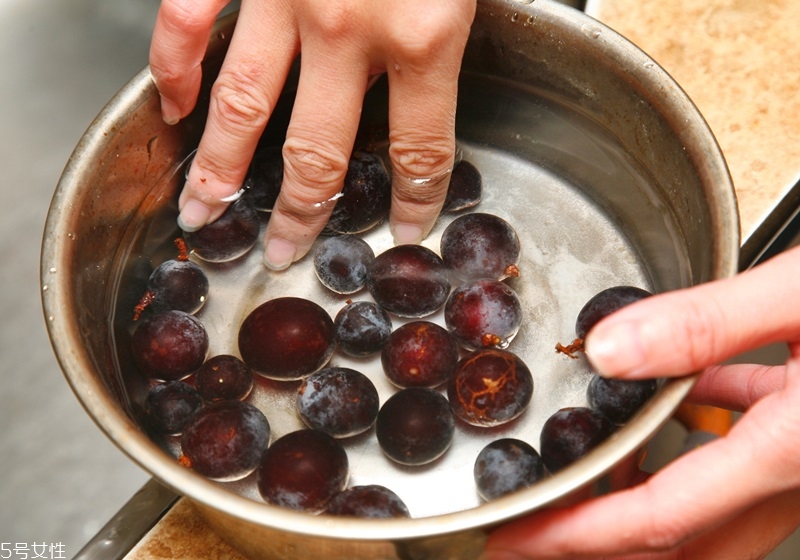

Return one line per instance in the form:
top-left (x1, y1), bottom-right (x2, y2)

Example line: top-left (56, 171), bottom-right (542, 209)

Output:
top-left (585, 246), bottom-right (800, 379)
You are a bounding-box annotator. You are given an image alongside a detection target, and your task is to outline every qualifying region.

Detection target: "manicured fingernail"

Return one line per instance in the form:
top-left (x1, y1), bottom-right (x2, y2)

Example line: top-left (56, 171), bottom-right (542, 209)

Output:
top-left (391, 223), bottom-right (424, 245)
top-left (585, 321), bottom-right (647, 377)
top-left (177, 199), bottom-right (211, 232)
top-left (263, 238), bottom-right (296, 271)
top-left (160, 95), bottom-right (181, 125)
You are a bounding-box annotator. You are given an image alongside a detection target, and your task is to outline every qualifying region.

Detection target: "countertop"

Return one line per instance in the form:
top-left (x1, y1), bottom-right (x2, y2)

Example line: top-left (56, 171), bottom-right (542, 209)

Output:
top-left (121, 0), bottom-right (800, 558)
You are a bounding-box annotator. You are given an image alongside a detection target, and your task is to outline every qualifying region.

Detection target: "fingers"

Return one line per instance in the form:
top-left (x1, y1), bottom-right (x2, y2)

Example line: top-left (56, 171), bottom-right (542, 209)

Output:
top-left (177, 1), bottom-right (298, 232)
top-left (149, 0), bottom-right (231, 124)
top-left (384, 2), bottom-right (475, 244)
top-left (687, 363), bottom-right (787, 411)
top-left (261, 7), bottom-right (372, 269)
top-left (585, 245), bottom-right (800, 379)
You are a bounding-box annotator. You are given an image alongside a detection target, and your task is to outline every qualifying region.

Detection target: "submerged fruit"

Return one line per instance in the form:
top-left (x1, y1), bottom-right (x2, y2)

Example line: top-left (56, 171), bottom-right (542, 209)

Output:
top-left (257, 429), bottom-right (349, 512)
top-left (539, 406), bottom-right (615, 473)
top-left (448, 348), bottom-right (533, 427)
top-left (367, 244), bottom-right (450, 318)
top-left (440, 212), bottom-right (520, 282)
top-left (444, 279), bottom-right (523, 351)
top-left (296, 367), bottom-right (380, 438)
top-left (474, 438), bottom-right (545, 501)
top-left (180, 400), bottom-right (270, 481)
top-left (238, 297), bottom-right (335, 380)
top-left (376, 387), bottom-right (455, 466)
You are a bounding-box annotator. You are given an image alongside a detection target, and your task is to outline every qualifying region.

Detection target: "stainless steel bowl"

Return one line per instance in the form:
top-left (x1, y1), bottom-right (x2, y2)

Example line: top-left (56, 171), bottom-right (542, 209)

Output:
top-left (41, 1), bottom-right (739, 558)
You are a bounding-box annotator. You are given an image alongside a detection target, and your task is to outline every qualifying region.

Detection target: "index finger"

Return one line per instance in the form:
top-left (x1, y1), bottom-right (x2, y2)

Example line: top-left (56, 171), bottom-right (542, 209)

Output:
top-left (176, 1), bottom-right (298, 231)
top-left (584, 245), bottom-right (800, 379)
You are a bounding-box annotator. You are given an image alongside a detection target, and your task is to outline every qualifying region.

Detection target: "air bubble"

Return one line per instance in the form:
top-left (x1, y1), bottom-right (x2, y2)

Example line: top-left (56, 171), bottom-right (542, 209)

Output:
top-left (510, 12), bottom-right (519, 23)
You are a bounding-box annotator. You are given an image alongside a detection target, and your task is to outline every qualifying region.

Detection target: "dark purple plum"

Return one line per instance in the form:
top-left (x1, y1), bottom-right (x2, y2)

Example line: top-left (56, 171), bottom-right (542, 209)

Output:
top-left (474, 438), bottom-right (545, 501)
top-left (367, 244), bottom-right (450, 318)
top-left (442, 159), bottom-right (482, 213)
top-left (334, 301), bottom-right (392, 357)
top-left (376, 387), bottom-right (455, 466)
top-left (440, 212), bottom-right (521, 282)
top-left (144, 381), bottom-right (202, 435)
top-left (444, 279), bottom-right (523, 351)
top-left (575, 285), bottom-right (652, 339)
top-left (238, 297), bottom-right (335, 380)
top-left (257, 429), bottom-right (349, 512)
top-left (325, 485), bottom-right (410, 518)
top-left (313, 235), bottom-right (375, 294)
top-left (179, 400), bottom-right (270, 481)
top-left (381, 321), bottom-right (459, 388)
top-left (183, 198), bottom-right (261, 263)
top-left (322, 151), bottom-right (392, 235)
top-left (587, 375), bottom-right (658, 425)
top-left (243, 146), bottom-right (283, 211)
top-left (447, 349), bottom-right (533, 427)
top-left (134, 238), bottom-right (209, 319)
top-left (131, 310), bottom-right (209, 381)
top-left (296, 367), bottom-right (380, 438)
top-left (539, 406), bottom-right (615, 473)
top-left (195, 354), bottom-right (254, 402)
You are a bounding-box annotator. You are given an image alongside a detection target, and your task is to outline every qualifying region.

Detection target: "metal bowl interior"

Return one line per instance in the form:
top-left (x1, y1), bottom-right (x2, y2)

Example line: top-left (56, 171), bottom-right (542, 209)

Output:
top-left (41, 0), bottom-right (739, 558)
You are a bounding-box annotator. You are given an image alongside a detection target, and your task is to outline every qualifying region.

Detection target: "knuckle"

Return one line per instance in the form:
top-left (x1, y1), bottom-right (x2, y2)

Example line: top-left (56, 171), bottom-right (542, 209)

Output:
top-left (159, 0), bottom-right (213, 34)
top-left (209, 70), bottom-right (272, 133)
top-left (282, 139), bottom-right (349, 189)
top-left (389, 140), bottom-right (454, 184)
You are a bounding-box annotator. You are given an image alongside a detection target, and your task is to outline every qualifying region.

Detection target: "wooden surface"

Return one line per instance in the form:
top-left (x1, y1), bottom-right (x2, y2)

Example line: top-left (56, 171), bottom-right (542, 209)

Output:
top-left (586, 0), bottom-right (800, 240)
top-left (125, 1), bottom-right (800, 558)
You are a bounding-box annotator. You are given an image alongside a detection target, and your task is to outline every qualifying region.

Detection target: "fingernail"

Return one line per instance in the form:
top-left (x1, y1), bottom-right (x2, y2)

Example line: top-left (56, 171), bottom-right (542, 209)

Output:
top-left (585, 321), bottom-right (647, 377)
top-left (391, 223), bottom-right (424, 245)
top-left (177, 199), bottom-right (212, 232)
top-left (160, 95), bottom-right (181, 125)
top-left (263, 237), bottom-right (297, 271)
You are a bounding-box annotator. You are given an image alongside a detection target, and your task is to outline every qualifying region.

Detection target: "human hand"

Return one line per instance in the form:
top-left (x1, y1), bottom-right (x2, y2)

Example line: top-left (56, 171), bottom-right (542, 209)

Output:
top-left (149, 0), bottom-right (476, 270)
top-left (484, 245), bottom-right (800, 559)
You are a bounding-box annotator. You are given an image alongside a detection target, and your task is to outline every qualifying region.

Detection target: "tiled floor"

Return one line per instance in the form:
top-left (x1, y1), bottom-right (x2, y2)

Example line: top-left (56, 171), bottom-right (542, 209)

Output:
top-left (1, 0), bottom-right (797, 558)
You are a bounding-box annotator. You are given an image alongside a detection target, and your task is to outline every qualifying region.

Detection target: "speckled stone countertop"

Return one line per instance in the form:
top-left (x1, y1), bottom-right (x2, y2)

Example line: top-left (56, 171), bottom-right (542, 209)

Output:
top-left (124, 1), bottom-right (800, 558)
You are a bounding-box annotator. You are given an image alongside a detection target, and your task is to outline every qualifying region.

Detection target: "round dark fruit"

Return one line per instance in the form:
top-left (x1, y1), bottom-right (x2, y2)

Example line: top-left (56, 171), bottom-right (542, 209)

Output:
top-left (179, 400), bottom-right (271, 481)
top-left (376, 387), bottom-right (455, 466)
top-left (325, 485), bottom-right (411, 518)
top-left (135, 258), bottom-right (209, 318)
top-left (448, 348), bottom-right (533, 427)
top-left (442, 159), bottom-right (482, 213)
top-left (322, 151), bottom-right (391, 235)
top-left (575, 285), bottom-right (652, 339)
top-left (238, 297), bottom-right (335, 380)
top-left (257, 429), bottom-right (349, 512)
top-left (296, 367), bottom-right (380, 438)
top-left (313, 235), bottom-right (375, 295)
top-left (440, 212), bottom-right (521, 282)
top-left (539, 406), bottom-right (615, 473)
top-left (144, 381), bottom-right (202, 435)
top-left (183, 198), bottom-right (261, 263)
top-left (195, 354), bottom-right (254, 402)
top-left (243, 146), bottom-right (283, 211)
top-left (587, 375), bottom-right (658, 425)
top-left (474, 438), bottom-right (546, 501)
top-left (367, 244), bottom-right (451, 318)
top-left (444, 279), bottom-right (523, 351)
top-left (381, 321), bottom-right (459, 388)
top-left (131, 310), bottom-right (209, 381)
top-left (334, 300), bottom-right (392, 357)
